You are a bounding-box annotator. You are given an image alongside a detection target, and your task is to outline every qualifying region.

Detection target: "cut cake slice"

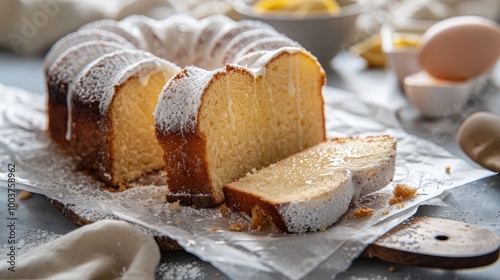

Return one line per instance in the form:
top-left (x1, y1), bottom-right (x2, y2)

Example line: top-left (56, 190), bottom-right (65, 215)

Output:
top-left (223, 135), bottom-right (397, 233)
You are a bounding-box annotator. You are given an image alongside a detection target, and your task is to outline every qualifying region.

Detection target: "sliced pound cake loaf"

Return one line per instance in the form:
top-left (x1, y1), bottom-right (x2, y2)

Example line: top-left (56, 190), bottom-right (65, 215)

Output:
top-left (223, 135), bottom-right (397, 233)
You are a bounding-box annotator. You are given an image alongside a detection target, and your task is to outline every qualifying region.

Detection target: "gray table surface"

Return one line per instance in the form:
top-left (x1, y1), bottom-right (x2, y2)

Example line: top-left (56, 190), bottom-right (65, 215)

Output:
top-left (1, 50), bottom-right (499, 279)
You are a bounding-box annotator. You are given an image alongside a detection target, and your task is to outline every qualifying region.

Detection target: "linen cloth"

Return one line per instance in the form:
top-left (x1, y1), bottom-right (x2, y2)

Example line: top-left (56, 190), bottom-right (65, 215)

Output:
top-left (0, 220), bottom-right (161, 280)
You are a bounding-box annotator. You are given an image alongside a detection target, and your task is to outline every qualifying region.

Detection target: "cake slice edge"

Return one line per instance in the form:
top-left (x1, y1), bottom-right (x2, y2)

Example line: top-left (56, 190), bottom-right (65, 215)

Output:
top-left (223, 135), bottom-right (397, 233)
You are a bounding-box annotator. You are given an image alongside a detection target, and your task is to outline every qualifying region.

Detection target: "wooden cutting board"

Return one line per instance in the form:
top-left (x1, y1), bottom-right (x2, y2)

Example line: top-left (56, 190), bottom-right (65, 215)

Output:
top-left (362, 216), bottom-right (500, 269)
top-left (49, 198), bottom-right (500, 269)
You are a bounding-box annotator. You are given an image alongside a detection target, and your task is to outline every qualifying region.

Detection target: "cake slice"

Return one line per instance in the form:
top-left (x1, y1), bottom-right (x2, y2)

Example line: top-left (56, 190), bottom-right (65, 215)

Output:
top-left (69, 50), bottom-right (180, 186)
top-left (223, 135), bottom-right (397, 233)
top-left (155, 48), bottom-right (326, 207)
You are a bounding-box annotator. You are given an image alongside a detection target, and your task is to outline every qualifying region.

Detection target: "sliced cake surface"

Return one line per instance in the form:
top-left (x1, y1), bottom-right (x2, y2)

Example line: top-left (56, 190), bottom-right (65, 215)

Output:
top-left (223, 135), bottom-right (397, 233)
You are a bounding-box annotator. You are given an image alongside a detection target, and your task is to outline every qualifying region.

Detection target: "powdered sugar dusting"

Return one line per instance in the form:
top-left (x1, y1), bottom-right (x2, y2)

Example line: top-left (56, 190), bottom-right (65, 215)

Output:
top-left (79, 19), bottom-right (142, 48)
top-left (52, 41), bottom-right (132, 141)
top-left (156, 262), bottom-right (204, 280)
top-left (191, 15), bottom-right (233, 67)
top-left (72, 50), bottom-right (155, 117)
top-left (44, 29), bottom-right (135, 72)
top-left (233, 47), bottom-right (303, 77)
top-left (114, 58), bottom-right (180, 87)
top-left (49, 41), bottom-right (130, 93)
top-left (278, 170), bottom-right (354, 234)
top-left (0, 229), bottom-right (62, 259)
top-left (154, 66), bottom-right (218, 134)
top-left (205, 20), bottom-right (274, 70)
top-left (158, 14), bottom-right (199, 67)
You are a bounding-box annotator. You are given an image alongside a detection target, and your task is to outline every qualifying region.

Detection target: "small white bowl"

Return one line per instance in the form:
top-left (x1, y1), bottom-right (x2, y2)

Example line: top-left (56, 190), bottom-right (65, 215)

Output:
top-left (403, 71), bottom-right (479, 118)
top-left (381, 20), bottom-right (434, 84)
top-left (232, 0), bottom-right (364, 68)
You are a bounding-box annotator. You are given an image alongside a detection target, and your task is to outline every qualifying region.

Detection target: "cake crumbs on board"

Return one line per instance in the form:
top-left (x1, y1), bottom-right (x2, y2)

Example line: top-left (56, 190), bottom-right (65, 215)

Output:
top-left (445, 165), bottom-right (451, 174)
top-left (389, 184), bottom-right (417, 205)
top-left (228, 223), bottom-right (247, 232)
top-left (219, 203), bottom-right (229, 214)
top-left (169, 201), bottom-right (182, 211)
top-left (388, 266), bottom-right (398, 272)
top-left (19, 191), bottom-right (32, 200)
top-left (351, 206), bottom-right (375, 218)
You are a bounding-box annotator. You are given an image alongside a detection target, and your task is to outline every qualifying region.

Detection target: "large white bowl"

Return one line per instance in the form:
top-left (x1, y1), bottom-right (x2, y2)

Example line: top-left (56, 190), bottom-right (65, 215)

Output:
top-left (232, 0), bottom-right (364, 68)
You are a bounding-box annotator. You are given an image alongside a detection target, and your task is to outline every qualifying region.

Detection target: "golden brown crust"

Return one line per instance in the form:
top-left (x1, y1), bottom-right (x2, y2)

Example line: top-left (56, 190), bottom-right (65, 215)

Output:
top-left (46, 77), bottom-right (70, 150)
top-left (223, 185), bottom-right (289, 232)
top-left (70, 88), bottom-right (113, 184)
top-left (156, 131), bottom-right (217, 207)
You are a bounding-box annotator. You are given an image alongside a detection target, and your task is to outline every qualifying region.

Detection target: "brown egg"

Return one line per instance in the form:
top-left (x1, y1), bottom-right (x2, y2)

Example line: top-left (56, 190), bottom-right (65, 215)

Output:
top-left (419, 16), bottom-right (500, 81)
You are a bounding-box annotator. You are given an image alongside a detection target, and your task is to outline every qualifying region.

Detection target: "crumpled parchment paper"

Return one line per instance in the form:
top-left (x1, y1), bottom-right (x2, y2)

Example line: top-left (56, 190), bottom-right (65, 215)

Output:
top-left (0, 83), bottom-right (492, 279)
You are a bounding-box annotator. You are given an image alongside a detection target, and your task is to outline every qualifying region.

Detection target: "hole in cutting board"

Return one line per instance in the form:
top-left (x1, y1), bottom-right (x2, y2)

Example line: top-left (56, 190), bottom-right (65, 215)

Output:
top-left (435, 235), bottom-right (449, 241)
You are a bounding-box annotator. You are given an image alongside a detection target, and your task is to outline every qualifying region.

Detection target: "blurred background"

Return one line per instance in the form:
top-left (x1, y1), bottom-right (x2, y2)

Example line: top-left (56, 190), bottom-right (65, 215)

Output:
top-left (2, 0), bottom-right (500, 116)
top-left (1, 0), bottom-right (499, 60)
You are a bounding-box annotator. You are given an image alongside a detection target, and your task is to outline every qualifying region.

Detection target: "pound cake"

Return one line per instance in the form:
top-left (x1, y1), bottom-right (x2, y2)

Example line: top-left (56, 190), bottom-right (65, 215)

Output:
top-left (223, 135), bottom-right (397, 233)
top-left (44, 14), bottom-right (325, 200)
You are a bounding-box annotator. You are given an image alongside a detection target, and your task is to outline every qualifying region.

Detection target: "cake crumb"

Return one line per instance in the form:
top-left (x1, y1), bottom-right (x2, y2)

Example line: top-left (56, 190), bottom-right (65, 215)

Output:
top-left (352, 206), bottom-right (375, 218)
top-left (335, 137), bottom-right (347, 144)
top-left (396, 204), bottom-right (405, 209)
top-left (169, 201), bottom-right (182, 211)
top-left (210, 227), bottom-right (218, 233)
top-left (117, 182), bottom-right (129, 192)
top-left (389, 196), bottom-right (403, 205)
top-left (219, 203), bottom-right (229, 214)
top-left (319, 225), bottom-right (327, 232)
top-left (383, 209), bottom-right (390, 215)
top-left (250, 206), bottom-right (266, 231)
top-left (388, 266), bottom-right (397, 272)
top-left (191, 204), bottom-right (197, 209)
top-left (389, 184), bottom-right (417, 205)
top-left (19, 191), bottom-right (32, 200)
top-left (228, 223), bottom-right (247, 232)
top-left (445, 165), bottom-right (451, 174)
top-left (214, 272), bottom-right (222, 277)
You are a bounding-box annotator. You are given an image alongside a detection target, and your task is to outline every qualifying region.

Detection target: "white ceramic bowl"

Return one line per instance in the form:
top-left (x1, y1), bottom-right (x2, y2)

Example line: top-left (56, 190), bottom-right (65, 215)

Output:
top-left (403, 71), bottom-right (479, 118)
top-left (232, 0), bottom-right (364, 68)
top-left (381, 20), bottom-right (434, 84)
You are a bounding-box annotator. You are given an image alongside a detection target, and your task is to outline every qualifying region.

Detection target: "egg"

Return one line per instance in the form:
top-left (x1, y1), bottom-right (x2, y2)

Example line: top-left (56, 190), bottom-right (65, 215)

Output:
top-left (419, 16), bottom-right (500, 81)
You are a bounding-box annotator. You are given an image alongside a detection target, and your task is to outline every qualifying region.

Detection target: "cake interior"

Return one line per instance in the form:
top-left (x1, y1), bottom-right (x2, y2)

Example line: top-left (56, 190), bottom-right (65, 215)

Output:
top-left (110, 72), bottom-right (168, 184)
top-left (225, 142), bottom-right (352, 205)
top-left (225, 136), bottom-right (397, 205)
top-left (198, 51), bottom-right (326, 202)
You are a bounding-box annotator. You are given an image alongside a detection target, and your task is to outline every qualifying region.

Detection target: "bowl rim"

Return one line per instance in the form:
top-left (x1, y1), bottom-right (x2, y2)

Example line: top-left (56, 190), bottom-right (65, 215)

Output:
top-left (404, 71), bottom-right (478, 89)
top-left (232, 0), bottom-right (365, 21)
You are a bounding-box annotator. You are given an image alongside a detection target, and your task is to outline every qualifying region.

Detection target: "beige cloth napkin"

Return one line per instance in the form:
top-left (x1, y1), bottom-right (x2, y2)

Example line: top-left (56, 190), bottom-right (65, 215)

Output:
top-left (457, 111), bottom-right (500, 173)
top-left (0, 220), bottom-right (161, 280)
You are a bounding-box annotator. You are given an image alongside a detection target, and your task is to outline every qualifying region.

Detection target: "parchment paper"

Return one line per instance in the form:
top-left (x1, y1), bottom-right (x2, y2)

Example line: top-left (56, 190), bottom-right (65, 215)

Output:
top-left (0, 83), bottom-right (493, 279)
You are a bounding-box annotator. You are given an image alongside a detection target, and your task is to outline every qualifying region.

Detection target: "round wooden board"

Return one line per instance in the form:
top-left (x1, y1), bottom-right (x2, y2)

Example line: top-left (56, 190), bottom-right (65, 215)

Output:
top-left (363, 216), bottom-right (500, 269)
